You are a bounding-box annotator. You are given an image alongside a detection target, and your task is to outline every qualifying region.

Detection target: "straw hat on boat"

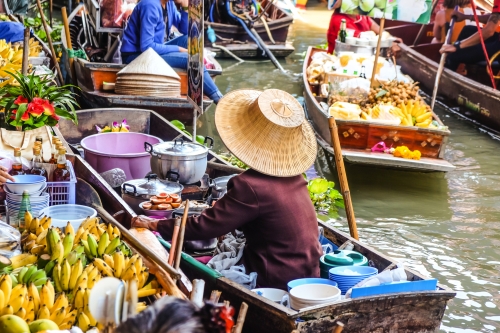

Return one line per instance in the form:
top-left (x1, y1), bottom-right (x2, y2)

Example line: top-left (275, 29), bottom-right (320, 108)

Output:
top-left (215, 89), bottom-right (317, 177)
top-left (115, 48), bottom-right (181, 97)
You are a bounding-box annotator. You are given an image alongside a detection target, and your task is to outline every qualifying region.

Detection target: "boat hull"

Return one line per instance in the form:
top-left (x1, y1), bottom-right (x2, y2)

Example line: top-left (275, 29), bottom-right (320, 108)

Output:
top-left (204, 0), bottom-right (295, 58)
top-left (397, 43), bottom-right (500, 134)
top-left (303, 47), bottom-right (455, 172)
top-left (58, 113), bottom-right (455, 333)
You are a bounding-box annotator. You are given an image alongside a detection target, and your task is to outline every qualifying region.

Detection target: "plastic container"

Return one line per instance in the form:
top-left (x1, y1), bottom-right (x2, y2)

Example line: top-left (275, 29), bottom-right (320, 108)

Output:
top-left (329, 266), bottom-right (379, 294)
top-left (289, 284), bottom-right (341, 310)
top-left (320, 250), bottom-right (368, 278)
top-left (46, 161), bottom-right (77, 206)
top-left (287, 278), bottom-right (338, 292)
top-left (4, 175), bottom-right (46, 194)
top-left (38, 204), bottom-right (97, 229)
top-left (252, 288), bottom-right (288, 303)
top-left (350, 279), bottom-right (438, 299)
top-left (81, 133), bottom-right (163, 181)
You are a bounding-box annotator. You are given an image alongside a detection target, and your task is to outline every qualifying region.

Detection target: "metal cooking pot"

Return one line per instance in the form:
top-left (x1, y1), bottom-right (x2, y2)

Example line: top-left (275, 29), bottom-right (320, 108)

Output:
top-left (210, 174), bottom-right (238, 199)
top-left (121, 173), bottom-right (183, 214)
top-left (172, 208), bottom-right (218, 251)
top-left (145, 137), bottom-right (213, 185)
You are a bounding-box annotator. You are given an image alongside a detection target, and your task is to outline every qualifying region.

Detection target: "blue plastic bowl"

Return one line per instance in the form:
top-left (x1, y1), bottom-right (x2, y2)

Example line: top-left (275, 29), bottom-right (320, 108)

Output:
top-left (329, 266), bottom-right (378, 276)
top-left (4, 175), bottom-right (46, 194)
top-left (287, 278), bottom-right (338, 292)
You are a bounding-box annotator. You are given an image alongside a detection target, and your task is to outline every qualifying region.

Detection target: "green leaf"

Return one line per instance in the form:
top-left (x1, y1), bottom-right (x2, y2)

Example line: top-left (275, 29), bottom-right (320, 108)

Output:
top-left (308, 178), bottom-right (329, 194)
top-left (195, 135), bottom-right (205, 145)
top-left (15, 104), bottom-right (27, 123)
top-left (376, 89), bottom-right (388, 98)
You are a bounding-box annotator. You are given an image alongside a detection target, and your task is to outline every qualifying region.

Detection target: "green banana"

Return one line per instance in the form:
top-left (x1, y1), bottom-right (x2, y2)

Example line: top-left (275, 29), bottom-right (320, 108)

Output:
top-left (44, 260), bottom-right (57, 276)
top-left (97, 232), bottom-right (109, 257)
top-left (87, 235), bottom-right (98, 258)
top-left (80, 240), bottom-right (93, 259)
top-left (104, 237), bottom-right (120, 255)
top-left (10, 273), bottom-right (18, 287)
top-left (28, 269), bottom-right (46, 284)
top-left (74, 245), bottom-right (85, 255)
top-left (66, 251), bottom-right (78, 266)
top-left (33, 277), bottom-right (48, 287)
top-left (18, 267), bottom-right (29, 284)
top-left (23, 265), bottom-right (37, 284)
top-left (62, 232), bottom-right (74, 259)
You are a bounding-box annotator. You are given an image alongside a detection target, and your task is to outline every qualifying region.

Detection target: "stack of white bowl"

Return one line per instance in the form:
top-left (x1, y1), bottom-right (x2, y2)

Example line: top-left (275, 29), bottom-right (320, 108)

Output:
top-left (289, 283), bottom-right (341, 310)
top-left (4, 175), bottom-right (49, 222)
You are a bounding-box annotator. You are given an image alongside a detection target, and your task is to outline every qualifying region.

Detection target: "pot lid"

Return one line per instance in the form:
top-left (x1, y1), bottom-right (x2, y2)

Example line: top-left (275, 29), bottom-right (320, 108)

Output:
top-left (152, 139), bottom-right (209, 157)
top-left (122, 174), bottom-right (183, 196)
top-left (212, 174), bottom-right (237, 191)
top-left (324, 251), bottom-right (354, 266)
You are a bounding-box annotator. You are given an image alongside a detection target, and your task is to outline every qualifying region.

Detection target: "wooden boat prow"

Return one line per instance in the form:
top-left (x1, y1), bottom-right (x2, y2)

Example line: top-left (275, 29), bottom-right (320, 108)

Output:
top-left (303, 46), bottom-right (455, 172)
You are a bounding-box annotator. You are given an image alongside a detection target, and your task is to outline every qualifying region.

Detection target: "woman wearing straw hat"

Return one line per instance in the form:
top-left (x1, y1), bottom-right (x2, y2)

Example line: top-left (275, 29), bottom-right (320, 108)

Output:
top-left (120, 0), bottom-right (224, 103)
top-left (132, 89), bottom-right (322, 290)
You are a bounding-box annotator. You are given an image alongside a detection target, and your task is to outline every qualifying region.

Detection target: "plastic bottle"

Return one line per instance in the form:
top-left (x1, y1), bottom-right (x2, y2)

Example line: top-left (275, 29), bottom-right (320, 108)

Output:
top-left (9, 148), bottom-right (25, 176)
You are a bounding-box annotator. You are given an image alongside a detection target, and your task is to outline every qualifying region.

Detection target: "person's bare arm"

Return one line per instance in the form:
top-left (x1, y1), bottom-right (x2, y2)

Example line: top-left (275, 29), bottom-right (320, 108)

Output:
top-left (433, 11), bottom-right (445, 43)
top-left (453, 10), bottom-right (491, 24)
top-left (441, 12), bottom-right (500, 53)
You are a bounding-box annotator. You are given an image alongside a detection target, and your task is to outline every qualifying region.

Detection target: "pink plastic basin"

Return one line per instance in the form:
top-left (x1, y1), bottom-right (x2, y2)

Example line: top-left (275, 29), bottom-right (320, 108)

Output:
top-left (81, 132), bottom-right (162, 181)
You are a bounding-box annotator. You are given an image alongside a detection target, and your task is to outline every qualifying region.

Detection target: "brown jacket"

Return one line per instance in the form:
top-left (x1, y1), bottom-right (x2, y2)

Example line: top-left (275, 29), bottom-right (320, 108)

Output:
top-left (157, 169), bottom-right (322, 290)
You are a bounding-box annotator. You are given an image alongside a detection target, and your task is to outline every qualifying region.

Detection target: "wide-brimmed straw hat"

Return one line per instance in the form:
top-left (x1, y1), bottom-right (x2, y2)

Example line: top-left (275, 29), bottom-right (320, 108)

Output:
top-left (215, 89), bottom-right (317, 177)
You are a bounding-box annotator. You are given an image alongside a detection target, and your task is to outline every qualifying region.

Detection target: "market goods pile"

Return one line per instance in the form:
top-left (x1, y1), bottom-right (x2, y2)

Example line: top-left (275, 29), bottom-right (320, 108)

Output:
top-left (327, 80), bottom-right (436, 129)
top-left (0, 213), bottom-right (162, 332)
top-left (0, 38), bottom-right (42, 81)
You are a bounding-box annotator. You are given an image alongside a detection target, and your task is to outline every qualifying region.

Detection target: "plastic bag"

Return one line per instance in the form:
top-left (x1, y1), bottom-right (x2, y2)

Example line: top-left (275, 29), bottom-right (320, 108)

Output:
top-left (221, 265), bottom-right (257, 290)
top-left (0, 221), bottom-right (21, 257)
top-left (328, 78), bottom-right (369, 105)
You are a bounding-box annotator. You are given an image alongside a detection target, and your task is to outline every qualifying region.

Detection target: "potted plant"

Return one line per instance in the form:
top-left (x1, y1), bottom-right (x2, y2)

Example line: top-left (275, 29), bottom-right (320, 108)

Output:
top-left (0, 71), bottom-right (78, 130)
top-left (0, 71), bottom-right (79, 161)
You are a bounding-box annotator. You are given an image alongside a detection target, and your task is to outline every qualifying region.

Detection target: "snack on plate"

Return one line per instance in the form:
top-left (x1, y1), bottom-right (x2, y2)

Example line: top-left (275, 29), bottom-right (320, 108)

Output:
top-left (142, 192), bottom-right (182, 211)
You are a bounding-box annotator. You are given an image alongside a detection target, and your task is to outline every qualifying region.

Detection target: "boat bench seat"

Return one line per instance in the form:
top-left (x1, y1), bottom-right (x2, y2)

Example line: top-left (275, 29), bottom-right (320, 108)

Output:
top-left (474, 60), bottom-right (500, 68)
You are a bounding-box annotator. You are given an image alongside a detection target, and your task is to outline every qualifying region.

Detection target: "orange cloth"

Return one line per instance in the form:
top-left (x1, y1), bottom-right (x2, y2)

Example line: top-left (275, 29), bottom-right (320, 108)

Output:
top-left (442, 7), bottom-right (469, 43)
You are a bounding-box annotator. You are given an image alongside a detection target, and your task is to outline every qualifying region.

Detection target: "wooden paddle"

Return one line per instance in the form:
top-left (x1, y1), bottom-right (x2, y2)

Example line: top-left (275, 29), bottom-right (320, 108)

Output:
top-left (35, 0), bottom-right (64, 84)
top-left (61, 7), bottom-right (77, 85)
top-left (21, 28), bottom-right (29, 75)
top-left (370, 18), bottom-right (385, 88)
top-left (430, 6), bottom-right (459, 111)
top-left (328, 117), bottom-right (359, 240)
top-left (174, 200), bottom-right (190, 270)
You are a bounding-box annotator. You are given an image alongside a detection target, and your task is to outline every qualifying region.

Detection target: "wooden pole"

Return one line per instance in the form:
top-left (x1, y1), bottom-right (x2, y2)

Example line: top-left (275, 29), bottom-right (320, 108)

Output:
top-left (370, 18), bottom-right (385, 88)
top-left (61, 7), bottom-right (77, 85)
top-left (21, 28), bottom-right (30, 75)
top-left (174, 200), bottom-right (190, 270)
top-left (92, 204), bottom-right (182, 280)
top-left (431, 6), bottom-right (458, 110)
top-left (328, 117), bottom-right (359, 240)
top-left (35, 0), bottom-right (64, 85)
top-left (49, 0), bottom-right (53, 27)
top-left (167, 218), bottom-right (182, 267)
top-left (232, 302), bottom-right (249, 333)
top-left (333, 322), bottom-right (345, 333)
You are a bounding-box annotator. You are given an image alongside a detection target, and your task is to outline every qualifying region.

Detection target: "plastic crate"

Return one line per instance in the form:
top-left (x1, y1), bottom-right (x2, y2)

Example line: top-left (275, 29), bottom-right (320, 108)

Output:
top-left (47, 161), bottom-right (77, 206)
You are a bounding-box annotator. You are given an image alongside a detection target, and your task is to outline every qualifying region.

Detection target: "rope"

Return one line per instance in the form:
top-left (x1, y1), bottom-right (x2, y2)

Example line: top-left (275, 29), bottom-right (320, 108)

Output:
top-left (470, 0), bottom-right (497, 89)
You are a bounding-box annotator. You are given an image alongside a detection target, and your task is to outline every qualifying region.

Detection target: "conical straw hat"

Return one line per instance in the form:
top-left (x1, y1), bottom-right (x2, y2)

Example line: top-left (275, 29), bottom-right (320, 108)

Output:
top-left (215, 89), bottom-right (317, 177)
top-left (118, 48), bottom-right (180, 80)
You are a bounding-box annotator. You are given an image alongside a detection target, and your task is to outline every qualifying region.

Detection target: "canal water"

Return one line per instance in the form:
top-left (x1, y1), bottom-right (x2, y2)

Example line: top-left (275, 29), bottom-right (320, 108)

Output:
top-left (198, 6), bottom-right (500, 332)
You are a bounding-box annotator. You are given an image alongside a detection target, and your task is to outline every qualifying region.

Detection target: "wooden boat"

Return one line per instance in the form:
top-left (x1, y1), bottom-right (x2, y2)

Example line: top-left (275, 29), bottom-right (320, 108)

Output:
top-left (204, 0), bottom-right (295, 58)
top-left (303, 46), bottom-right (455, 172)
top-left (382, 22), bottom-right (500, 135)
top-left (56, 110), bottom-right (455, 333)
top-left (61, 4), bottom-right (222, 124)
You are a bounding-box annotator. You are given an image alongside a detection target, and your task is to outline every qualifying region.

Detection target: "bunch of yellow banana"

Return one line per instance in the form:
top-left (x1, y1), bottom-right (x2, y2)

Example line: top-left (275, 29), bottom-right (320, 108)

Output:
top-left (28, 38), bottom-right (42, 57)
top-left (399, 100), bottom-right (433, 127)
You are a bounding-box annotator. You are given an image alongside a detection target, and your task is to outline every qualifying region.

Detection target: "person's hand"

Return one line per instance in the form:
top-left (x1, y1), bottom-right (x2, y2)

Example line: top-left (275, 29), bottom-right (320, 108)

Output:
top-left (0, 166), bottom-right (14, 185)
top-left (131, 215), bottom-right (159, 231)
top-left (451, 10), bottom-right (467, 22)
top-left (174, 0), bottom-right (189, 8)
top-left (388, 41), bottom-right (401, 58)
top-left (440, 44), bottom-right (457, 54)
top-left (178, 47), bottom-right (188, 53)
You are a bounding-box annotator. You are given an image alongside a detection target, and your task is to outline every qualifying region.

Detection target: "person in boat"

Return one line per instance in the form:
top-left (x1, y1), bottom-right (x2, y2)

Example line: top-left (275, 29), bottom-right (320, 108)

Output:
top-left (432, 0), bottom-right (473, 43)
top-left (0, 22), bottom-right (26, 43)
top-left (326, 0), bottom-right (401, 55)
top-left (132, 88), bottom-right (322, 290)
top-left (440, 1), bottom-right (500, 71)
top-left (120, 0), bottom-right (224, 103)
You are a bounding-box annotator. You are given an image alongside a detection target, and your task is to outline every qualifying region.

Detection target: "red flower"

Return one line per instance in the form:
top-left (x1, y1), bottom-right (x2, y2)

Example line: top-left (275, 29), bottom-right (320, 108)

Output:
top-left (21, 111), bottom-right (30, 121)
top-left (27, 102), bottom-right (45, 117)
top-left (14, 96), bottom-right (27, 105)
